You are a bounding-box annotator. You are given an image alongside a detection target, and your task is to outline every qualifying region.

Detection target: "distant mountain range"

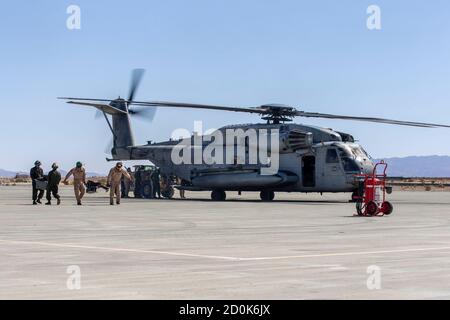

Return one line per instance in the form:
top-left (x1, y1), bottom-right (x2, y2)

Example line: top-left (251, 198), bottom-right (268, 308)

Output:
top-left (0, 169), bottom-right (105, 178)
top-left (374, 156), bottom-right (450, 177)
top-left (1, 155), bottom-right (450, 178)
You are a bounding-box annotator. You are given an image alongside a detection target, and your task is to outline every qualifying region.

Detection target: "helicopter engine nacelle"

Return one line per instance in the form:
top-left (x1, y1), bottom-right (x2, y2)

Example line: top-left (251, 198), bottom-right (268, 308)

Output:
top-left (280, 130), bottom-right (313, 152)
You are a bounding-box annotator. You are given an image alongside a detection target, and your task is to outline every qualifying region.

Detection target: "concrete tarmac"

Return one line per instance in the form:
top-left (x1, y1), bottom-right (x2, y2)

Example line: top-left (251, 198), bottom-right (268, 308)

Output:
top-left (0, 185), bottom-right (450, 299)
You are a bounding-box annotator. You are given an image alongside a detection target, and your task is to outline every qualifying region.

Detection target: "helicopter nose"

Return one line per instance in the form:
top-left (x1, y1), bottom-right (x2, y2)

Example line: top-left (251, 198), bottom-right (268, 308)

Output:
top-left (361, 161), bottom-right (375, 175)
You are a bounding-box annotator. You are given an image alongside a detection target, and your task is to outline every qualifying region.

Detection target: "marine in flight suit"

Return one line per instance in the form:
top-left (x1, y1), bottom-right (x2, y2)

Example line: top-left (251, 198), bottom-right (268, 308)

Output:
top-left (63, 161), bottom-right (86, 205)
top-left (107, 162), bottom-right (132, 205)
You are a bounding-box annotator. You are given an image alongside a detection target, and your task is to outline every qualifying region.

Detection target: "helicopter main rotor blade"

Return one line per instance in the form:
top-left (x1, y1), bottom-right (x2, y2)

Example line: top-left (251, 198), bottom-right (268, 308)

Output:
top-left (294, 111), bottom-right (450, 128)
top-left (127, 101), bottom-right (450, 128)
top-left (59, 97), bottom-right (268, 114)
top-left (58, 97), bottom-right (117, 103)
top-left (66, 101), bottom-right (127, 115)
top-left (128, 101), bottom-right (267, 114)
top-left (60, 96), bottom-right (450, 128)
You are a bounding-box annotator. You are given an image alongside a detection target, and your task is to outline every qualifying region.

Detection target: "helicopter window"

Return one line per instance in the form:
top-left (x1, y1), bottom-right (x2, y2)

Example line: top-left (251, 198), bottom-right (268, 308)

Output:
top-left (326, 149), bottom-right (339, 163)
top-left (361, 147), bottom-right (372, 159)
top-left (350, 147), bottom-right (364, 158)
top-left (338, 148), bottom-right (360, 172)
top-left (341, 158), bottom-right (360, 172)
top-left (350, 146), bottom-right (372, 160)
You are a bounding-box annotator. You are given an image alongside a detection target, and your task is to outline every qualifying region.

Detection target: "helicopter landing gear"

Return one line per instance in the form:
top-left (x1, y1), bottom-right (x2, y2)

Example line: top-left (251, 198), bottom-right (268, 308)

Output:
top-left (260, 190), bottom-right (275, 201)
top-left (350, 190), bottom-right (362, 203)
top-left (211, 190), bottom-right (226, 201)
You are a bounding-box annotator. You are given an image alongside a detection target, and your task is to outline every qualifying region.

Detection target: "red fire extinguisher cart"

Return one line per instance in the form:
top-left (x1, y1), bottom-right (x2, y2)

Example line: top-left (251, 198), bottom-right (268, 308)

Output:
top-left (355, 160), bottom-right (393, 216)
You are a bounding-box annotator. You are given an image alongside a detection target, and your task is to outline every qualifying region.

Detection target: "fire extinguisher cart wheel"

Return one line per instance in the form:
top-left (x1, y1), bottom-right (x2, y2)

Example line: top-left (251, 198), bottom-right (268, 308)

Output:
top-left (366, 201), bottom-right (379, 216)
top-left (381, 201), bottom-right (393, 215)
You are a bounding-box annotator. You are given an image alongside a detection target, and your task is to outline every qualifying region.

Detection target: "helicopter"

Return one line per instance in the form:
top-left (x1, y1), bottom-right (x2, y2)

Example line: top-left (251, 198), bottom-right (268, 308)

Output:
top-left (59, 69), bottom-right (450, 201)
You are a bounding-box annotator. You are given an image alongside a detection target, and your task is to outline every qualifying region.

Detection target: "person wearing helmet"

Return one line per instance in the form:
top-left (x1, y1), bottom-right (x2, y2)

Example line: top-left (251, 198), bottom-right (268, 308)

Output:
top-left (30, 160), bottom-right (44, 205)
top-left (107, 162), bottom-right (132, 205)
top-left (63, 161), bottom-right (86, 205)
top-left (45, 163), bottom-right (62, 205)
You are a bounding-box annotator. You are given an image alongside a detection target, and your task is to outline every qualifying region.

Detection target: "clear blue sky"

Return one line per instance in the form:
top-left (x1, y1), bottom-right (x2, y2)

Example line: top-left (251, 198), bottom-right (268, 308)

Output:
top-left (1, 0), bottom-right (450, 173)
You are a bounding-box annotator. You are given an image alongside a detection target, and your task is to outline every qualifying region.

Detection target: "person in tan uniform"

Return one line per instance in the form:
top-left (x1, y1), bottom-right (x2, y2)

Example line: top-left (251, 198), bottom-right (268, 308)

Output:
top-left (107, 162), bottom-right (132, 205)
top-left (63, 161), bottom-right (86, 205)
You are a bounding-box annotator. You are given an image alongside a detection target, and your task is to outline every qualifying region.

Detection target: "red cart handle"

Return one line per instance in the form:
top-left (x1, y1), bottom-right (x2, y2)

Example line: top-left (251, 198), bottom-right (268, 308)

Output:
top-left (373, 160), bottom-right (388, 177)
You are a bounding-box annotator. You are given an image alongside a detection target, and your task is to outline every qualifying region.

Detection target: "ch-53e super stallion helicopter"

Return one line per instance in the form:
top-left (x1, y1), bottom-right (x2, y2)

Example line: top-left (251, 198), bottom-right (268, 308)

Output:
top-left (59, 69), bottom-right (450, 201)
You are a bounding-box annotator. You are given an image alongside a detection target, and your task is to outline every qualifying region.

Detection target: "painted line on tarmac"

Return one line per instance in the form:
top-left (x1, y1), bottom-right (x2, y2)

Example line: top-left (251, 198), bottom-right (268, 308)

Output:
top-left (238, 246), bottom-right (450, 261)
top-left (2, 239), bottom-right (450, 262)
top-left (0, 239), bottom-right (240, 261)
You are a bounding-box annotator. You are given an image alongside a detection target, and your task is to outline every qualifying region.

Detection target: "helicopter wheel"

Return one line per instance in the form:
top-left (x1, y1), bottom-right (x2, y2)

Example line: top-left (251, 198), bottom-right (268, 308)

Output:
top-left (141, 182), bottom-right (153, 199)
top-left (351, 190), bottom-right (362, 203)
top-left (161, 186), bottom-right (175, 199)
top-left (260, 190), bottom-right (275, 201)
top-left (211, 190), bottom-right (226, 201)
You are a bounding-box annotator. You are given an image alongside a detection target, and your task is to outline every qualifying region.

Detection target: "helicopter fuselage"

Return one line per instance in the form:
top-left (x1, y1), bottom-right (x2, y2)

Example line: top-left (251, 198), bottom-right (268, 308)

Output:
top-left (121, 123), bottom-right (375, 194)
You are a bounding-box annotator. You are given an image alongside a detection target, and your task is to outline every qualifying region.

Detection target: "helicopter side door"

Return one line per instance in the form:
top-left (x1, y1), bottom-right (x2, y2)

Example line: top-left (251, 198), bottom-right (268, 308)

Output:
top-left (301, 155), bottom-right (316, 187)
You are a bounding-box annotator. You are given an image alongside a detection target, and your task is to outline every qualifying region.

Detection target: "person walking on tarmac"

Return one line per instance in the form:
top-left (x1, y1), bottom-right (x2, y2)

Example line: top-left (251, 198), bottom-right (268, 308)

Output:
top-left (63, 161), bottom-right (86, 205)
top-left (107, 162), bottom-right (132, 205)
top-left (151, 168), bottom-right (161, 199)
top-left (30, 160), bottom-right (44, 205)
top-left (45, 163), bottom-right (61, 205)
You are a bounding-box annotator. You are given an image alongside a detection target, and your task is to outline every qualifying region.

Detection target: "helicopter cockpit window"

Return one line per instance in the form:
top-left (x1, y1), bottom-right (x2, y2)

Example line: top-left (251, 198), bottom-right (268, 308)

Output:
top-left (326, 149), bottom-right (339, 163)
top-left (338, 147), bottom-right (360, 172)
top-left (361, 147), bottom-right (372, 159)
top-left (350, 146), bottom-right (365, 158)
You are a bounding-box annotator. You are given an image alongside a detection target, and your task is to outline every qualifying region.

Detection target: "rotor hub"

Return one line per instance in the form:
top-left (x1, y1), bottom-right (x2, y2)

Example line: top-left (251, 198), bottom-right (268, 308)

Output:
top-left (259, 104), bottom-right (296, 123)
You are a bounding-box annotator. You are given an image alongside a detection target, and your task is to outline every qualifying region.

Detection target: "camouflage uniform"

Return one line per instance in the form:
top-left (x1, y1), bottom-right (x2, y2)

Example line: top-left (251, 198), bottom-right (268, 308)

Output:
top-left (46, 169), bottom-right (61, 205)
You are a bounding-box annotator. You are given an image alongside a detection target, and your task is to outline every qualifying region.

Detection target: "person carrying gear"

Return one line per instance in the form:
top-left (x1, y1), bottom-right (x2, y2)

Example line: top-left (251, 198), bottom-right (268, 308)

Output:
top-left (107, 162), bottom-right (132, 205)
top-left (45, 163), bottom-right (61, 205)
top-left (151, 168), bottom-right (161, 199)
top-left (63, 161), bottom-right (86, 205)
top-left (30, 160), bottom-right (44, 205)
